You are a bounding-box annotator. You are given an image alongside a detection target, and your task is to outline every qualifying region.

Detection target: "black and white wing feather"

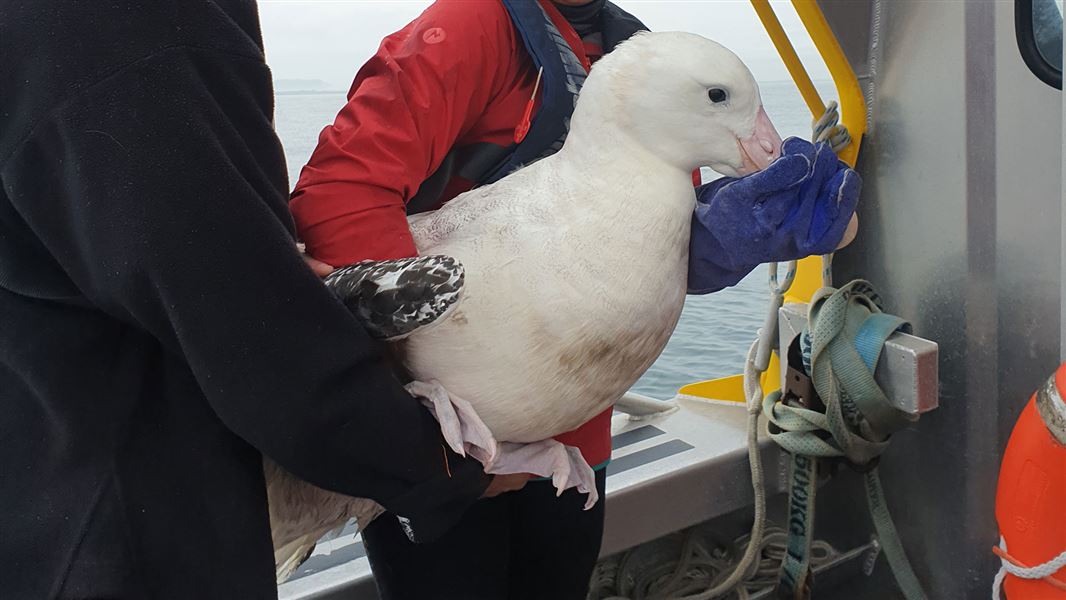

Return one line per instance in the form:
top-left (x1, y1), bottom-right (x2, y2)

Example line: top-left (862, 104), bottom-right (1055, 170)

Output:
top-left (324, 255), bottom-right (464, 340)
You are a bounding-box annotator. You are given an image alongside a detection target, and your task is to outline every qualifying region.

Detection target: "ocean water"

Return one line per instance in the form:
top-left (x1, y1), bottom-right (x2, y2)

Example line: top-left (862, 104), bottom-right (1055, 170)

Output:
top-left (274, 80), bottom-right (837, 399)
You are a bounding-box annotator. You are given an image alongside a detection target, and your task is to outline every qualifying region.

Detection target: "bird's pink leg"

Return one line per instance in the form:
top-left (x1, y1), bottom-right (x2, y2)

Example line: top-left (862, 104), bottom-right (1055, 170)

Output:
top-left (406, 380), bottom-right (498, 465)
top-left (406, 380), bottom-right (599, 508)
top-left (488, 441), bottom-right (598, 509)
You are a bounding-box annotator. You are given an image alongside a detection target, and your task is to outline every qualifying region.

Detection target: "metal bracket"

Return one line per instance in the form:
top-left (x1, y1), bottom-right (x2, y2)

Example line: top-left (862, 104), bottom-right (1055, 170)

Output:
top-left (777, 303), bottom-right (939, 416)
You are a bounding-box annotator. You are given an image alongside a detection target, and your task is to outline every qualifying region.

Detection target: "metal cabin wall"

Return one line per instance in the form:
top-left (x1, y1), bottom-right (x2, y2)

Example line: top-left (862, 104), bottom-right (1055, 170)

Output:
top-left (821, 0), bottom-right (1062, 597)
top-left (991, 1), bottom-right (1062, 441)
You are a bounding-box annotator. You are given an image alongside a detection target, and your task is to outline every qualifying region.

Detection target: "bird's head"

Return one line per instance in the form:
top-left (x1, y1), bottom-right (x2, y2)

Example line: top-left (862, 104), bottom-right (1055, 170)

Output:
top-left (573, 31), bottom-right (782, 177)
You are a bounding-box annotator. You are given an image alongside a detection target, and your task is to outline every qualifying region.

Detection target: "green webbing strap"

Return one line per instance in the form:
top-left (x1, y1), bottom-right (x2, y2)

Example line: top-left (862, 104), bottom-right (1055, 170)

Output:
top-left (863, 470), bottom-right (927, 599)
top-left (766, 280), bottom-right (927, 600)
top-left (779, 448), bottom-right (817, 598)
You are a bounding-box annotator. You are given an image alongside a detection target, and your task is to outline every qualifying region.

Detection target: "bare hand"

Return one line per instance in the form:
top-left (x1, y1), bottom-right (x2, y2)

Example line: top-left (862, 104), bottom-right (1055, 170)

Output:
top-left (481, 473), bottom-right (532, 498)
top-left (836, 214), bottom-right (859, 250)
top-left (302, 254), bottom-right (335, 278)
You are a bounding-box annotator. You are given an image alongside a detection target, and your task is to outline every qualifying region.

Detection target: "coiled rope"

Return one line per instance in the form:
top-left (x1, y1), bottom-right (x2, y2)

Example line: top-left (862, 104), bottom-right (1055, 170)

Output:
top-left (588, 526), bottom-right (839, 600)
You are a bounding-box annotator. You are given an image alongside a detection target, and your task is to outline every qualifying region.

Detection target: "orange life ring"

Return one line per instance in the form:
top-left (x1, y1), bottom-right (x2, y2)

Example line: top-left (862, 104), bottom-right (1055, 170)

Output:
top-left (995, 362), bottom-right (1066, 598)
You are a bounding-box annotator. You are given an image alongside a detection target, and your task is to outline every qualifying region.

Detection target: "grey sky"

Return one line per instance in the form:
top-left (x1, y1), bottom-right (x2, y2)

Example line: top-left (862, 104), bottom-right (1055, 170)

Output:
top-left (257, 1), bottom-right (831, 88)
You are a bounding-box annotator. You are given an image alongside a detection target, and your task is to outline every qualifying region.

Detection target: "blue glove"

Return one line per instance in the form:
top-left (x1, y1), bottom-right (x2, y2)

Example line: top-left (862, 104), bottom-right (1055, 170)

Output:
top-left (687, 137), bottom-right (861, 294)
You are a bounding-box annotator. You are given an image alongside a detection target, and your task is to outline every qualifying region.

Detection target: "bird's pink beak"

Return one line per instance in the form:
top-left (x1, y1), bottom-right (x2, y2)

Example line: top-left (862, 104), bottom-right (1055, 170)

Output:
top-left (735, 107), bottom-right (783, 175)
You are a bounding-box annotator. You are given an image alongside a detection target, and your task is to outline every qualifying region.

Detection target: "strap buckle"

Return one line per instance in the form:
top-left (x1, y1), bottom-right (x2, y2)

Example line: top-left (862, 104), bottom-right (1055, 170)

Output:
top-left (783, 334), bottom-right (823, 412)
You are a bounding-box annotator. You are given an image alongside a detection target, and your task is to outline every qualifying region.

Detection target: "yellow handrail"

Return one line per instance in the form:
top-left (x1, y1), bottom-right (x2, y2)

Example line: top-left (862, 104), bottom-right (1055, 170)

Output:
top-left (790, 0), bottom-right (866, 168)
top-left (750, 0), bottom-right (826, 118)
top-left (676, 0), bottom-right (867, 403)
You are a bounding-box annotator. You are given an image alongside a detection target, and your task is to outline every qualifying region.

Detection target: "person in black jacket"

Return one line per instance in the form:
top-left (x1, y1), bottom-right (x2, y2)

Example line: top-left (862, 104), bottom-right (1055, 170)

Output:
top-left (0, 1), bottom-right (524, 598)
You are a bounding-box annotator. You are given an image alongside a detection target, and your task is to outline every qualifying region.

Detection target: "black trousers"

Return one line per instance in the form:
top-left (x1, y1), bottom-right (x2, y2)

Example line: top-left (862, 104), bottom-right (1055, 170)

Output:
top-left (362, 468), bottom-right (608, 600)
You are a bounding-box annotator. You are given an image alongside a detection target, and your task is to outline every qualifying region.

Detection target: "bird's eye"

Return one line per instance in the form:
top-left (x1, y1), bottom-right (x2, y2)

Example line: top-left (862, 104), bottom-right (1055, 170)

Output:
top-left (708, 88), bottom-right (729, 104)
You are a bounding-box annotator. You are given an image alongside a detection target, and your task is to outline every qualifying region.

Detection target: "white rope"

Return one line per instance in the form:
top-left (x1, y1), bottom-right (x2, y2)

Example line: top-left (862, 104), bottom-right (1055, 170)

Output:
top-left (812, 100), bottom-right (851, 153)
top-left (812, 100), bottom-right (847, 290)
top-left (992, 562), bottom-right (1007, 600)
top-left (991, 536), bottom-right (1066, 599)
top-left (589, 526), bottom-right (839, 600)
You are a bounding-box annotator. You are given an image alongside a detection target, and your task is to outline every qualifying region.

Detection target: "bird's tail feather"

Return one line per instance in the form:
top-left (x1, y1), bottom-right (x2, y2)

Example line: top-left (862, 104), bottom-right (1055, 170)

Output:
top-left (275, 534), bottom-right (319, 584)
top-left (275, 519), bottom-right (349, 584)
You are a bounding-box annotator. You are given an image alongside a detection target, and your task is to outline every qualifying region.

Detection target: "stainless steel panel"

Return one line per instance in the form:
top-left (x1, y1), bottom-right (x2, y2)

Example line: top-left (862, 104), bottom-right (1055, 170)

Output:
top-left (827, 0), bottom-right (1062, 597)
top-left (818, 0), bottom-right (876, 85)
top-left (993, 0), bottom-right (1063, 436)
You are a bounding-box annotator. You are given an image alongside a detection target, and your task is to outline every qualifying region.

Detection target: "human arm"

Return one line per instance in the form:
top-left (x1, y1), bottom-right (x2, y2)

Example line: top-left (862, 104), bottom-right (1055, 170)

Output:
top-left (0, 45), bottom-right (489, 538)
top-left (289, 1), bottom-right (514, 265)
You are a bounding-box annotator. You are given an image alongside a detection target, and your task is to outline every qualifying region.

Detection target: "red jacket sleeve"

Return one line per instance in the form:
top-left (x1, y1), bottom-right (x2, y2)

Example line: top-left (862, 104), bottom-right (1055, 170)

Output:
top-left (289, 1), bottom-right (516, 265)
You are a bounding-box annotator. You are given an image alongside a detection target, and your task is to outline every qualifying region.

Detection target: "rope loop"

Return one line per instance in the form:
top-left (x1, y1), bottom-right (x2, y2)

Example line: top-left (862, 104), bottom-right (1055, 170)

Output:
top-left (812, 100), bottom-right (852, 153)
top-left (768, 261), bottom-right (797, 296)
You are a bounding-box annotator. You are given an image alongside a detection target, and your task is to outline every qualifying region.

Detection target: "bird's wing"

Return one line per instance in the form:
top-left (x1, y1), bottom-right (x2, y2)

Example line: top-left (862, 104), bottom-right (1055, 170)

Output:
top-left (323, 255), bottom-right (464, 340)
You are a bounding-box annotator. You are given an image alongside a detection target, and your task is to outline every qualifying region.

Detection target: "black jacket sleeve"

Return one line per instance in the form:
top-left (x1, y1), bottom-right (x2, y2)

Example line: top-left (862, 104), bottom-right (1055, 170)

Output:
top-left (0, 44), bottom-right (489, 537)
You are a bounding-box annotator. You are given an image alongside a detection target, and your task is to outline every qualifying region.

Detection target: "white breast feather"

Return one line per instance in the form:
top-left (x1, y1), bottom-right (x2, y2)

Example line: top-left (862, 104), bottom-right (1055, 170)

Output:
top-left (404, 154), bottom-right (693, 442)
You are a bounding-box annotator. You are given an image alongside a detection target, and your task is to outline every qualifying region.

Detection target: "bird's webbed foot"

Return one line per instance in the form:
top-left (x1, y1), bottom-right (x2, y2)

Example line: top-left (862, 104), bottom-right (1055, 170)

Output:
top-left (406, 380), bottom-right (599, 509)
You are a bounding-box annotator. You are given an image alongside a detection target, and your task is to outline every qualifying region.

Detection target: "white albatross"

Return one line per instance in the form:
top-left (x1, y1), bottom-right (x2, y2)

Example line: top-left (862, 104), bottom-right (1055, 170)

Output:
top-left (269, 31), bottom-right (783, 581)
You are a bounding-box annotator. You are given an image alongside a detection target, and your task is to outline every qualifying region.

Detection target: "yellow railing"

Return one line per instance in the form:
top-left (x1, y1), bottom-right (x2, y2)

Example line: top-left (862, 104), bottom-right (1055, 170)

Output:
top-left (790, 0), bottom-right (866, 168)
top-left (676, 0), bottom-right (867, 403)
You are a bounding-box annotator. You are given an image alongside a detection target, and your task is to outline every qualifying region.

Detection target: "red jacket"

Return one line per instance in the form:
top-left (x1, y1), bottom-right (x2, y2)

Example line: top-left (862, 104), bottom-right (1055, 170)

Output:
top-left (291, 0), bottom-right (613, 468)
